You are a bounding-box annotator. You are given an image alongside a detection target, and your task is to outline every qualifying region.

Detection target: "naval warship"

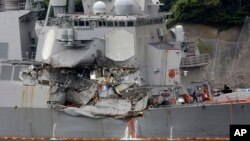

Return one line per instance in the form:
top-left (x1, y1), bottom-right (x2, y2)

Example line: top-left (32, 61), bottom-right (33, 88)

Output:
top-left (0, 0), bottom-right (250, 140)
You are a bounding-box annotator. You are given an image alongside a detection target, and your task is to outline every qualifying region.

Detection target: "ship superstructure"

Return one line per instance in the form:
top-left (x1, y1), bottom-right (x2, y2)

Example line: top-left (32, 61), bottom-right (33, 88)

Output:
top-left (0, 0), bottom-right (250, 140)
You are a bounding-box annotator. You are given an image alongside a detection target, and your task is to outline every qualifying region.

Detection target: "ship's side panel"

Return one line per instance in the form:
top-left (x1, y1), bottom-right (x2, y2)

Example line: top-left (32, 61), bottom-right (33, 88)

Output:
top-left (0, 103), bottom-right (250, 138)
top-left (135, 23), bottom-right (167, 85)
top-left (232, 103), bottom-right (250, 124)
top-left (54, 112), bottom-right (128, 138)
top-left (138, 103), bottom-right (250, 138)
top-left (0, 107), bottom-right (128, 138)
top-left (0, 108), bottom-right (54, 137)
top-left (0, 81), bottom-right (23, 107)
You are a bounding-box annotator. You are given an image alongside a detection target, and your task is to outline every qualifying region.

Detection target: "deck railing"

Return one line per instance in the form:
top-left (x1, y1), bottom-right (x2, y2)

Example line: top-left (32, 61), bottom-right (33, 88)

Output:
top-left (180, 54), bottom-right (210, 68)
top-left (18, 2), bottom-right (44, 11)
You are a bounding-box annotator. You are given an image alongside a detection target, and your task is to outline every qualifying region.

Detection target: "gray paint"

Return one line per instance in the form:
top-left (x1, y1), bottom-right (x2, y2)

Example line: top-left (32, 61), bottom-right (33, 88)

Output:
top-left (0, 65), bottom-right (13, 80)
top-left (0, 107), bottom-right (54, 137)
top-left (0, 10), bottom-right (30, 60)
top-left (74, 27), bottom-right (135, 41)
top-left (0, 0), bottom-right (248, 139)
top-left (0, 103), bottom-right (249, 138)
top-left (135, 24), bottom-right (167, 85)
top-left (146, 43), bottom-right (167, 85)
top-left (139, 103), bottom-right (250, 138)
top-left (0, 43), bottom-right (8, 59)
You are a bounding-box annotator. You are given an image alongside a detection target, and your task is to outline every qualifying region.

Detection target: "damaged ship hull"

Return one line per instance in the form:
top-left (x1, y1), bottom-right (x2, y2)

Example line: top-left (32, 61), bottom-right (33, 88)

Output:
top-left (0, 102), bottom-right (249, 139)
top-left (0, 0), bottom-right (250, 140)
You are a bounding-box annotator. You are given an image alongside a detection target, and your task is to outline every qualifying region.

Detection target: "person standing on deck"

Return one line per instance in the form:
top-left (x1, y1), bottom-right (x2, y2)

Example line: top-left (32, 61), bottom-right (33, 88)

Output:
top-left (192, 90), bottom-right (198, 103)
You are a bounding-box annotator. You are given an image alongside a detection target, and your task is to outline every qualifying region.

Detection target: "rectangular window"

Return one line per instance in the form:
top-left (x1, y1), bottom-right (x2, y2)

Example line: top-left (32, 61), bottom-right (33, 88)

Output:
top-left (153, 19), bottom-right (157, 24)
top-left (79, 21), bottom-right (85, 26)
top-left (148, 20), bottom-right (151, 24)
top-left (114, 21), bottom-right (118, 27)
top-left (85, 21), bottom-right (89, 26)
top-left (99, 21), bottom-right (103, 27)
top-left (103, 21), bottom-right (106, 26)
top-left (107, 21), bottom-right (113, 27)
top-left (155, 19), bottom-right (158, 24)
top-left (74, 20), bottom-right (79, 26)
top-left (119, 21), bottom-right (125, 27)
top-left (0, 65), bottom-right (12, 80)
top-left (0, 43), bottom-right (8, 59)
top-left (127, 21), bottom-right (134, 27)
top-left (158, 18), bottom-right (162, 23)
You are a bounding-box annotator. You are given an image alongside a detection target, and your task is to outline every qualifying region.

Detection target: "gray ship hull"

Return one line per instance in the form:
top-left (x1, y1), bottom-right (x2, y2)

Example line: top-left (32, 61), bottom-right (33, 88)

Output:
top-left (0, 102), bottom-right (249, 139)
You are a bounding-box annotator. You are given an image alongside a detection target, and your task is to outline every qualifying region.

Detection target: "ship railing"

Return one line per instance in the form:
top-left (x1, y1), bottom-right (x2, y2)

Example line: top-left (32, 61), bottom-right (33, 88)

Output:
top-left (46, 18), bottom-right (60, 26)
top-left (180, 54), bottom-right (210, 68)
top-left (18, 3), bottom-right (27, 10)
top-left (47, 16), bottom-right (168, 28)
top-left (30, 3), bottom-right (45, 11)
top-left (18, 2), bottom-right (44, 11)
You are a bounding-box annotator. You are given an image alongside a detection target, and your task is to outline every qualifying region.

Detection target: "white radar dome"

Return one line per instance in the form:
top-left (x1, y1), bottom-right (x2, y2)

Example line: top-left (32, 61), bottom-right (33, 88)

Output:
top-left (175, 25), bottom-right (184, 42)
top-left (93, 1), bottom-right (106, 14)
top-left (114, 0), bottom-right (135, 16)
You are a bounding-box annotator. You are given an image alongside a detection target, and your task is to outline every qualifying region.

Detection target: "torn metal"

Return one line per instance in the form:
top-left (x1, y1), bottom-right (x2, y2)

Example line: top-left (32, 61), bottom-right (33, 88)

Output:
top-left (22, 64), bottom-right (150, 118)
